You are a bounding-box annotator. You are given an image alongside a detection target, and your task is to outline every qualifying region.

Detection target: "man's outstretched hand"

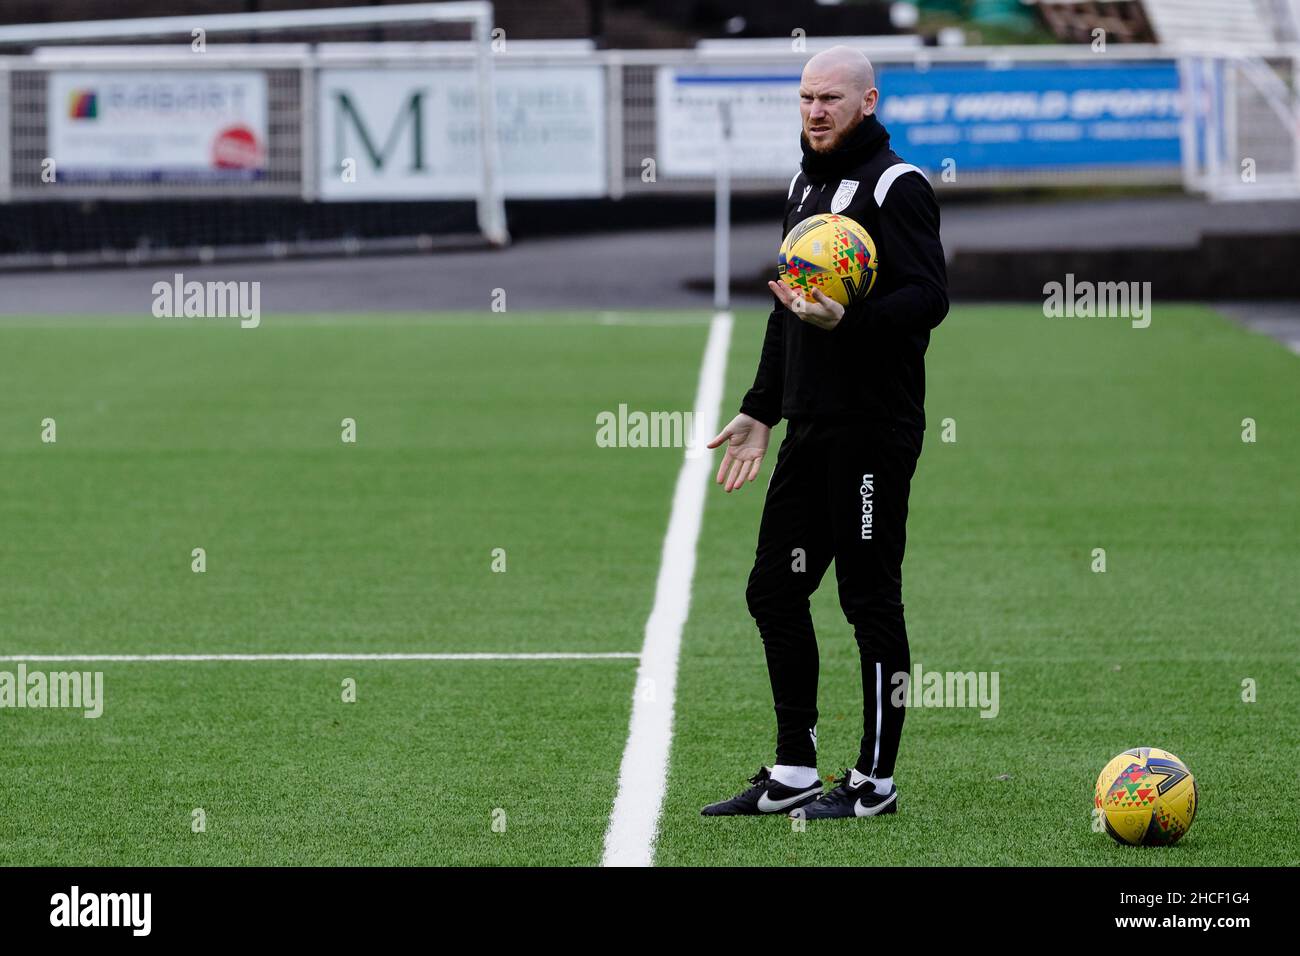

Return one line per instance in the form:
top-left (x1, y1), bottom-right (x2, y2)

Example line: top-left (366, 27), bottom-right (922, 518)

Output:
top-left (768, 279), bottom-right (845, 331)
top-left (708, 413), bottom-right (772, 493)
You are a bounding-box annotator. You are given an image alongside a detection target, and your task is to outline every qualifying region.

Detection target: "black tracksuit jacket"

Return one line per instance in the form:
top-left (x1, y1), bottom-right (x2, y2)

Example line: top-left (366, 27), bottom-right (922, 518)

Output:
top-left (739, 114), bottom-right (949, 431)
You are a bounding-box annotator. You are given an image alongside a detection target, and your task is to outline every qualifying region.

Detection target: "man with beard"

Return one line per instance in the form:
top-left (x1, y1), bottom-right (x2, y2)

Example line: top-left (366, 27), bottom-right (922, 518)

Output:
top-left (702, 45), bottom-right (948, 820)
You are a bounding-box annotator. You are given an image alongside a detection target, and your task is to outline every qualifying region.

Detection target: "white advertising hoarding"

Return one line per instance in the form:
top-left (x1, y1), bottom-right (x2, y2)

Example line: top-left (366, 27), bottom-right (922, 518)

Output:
top-left (655, 68), bottom-right (801, 177)
top-left (48, 71), bottom-right (268, 182)
top-left (317, 66), bottom-right (605, 199)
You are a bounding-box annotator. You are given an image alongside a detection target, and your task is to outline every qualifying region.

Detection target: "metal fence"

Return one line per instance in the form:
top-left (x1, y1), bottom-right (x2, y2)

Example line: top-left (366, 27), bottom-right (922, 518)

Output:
top-left (2, 42), bottom-right (1297, 204)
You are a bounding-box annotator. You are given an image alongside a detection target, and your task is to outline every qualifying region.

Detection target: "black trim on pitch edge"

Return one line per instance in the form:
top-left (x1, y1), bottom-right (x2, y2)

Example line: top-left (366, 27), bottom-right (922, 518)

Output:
top-left (700, 766), bottom-right (823, 816)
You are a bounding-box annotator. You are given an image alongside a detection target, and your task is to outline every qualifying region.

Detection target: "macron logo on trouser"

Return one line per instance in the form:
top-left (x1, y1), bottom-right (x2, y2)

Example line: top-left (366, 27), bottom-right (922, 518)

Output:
top-left (860, 474), bottom-right (874, 540)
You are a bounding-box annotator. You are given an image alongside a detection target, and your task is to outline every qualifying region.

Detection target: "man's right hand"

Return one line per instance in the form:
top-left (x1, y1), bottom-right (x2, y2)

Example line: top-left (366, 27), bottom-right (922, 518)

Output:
top-left (707, 413), bottom-right (772, 493)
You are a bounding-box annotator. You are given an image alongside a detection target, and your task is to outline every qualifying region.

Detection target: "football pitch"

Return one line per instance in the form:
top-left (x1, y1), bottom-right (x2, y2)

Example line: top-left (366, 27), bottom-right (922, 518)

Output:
top-left (0, 304), bottom-right (1295, 867)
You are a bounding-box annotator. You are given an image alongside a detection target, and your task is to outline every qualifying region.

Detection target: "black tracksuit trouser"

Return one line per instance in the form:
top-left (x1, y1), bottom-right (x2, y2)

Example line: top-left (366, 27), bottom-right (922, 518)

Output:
top-left (745, 418), bottom-right (922, 776)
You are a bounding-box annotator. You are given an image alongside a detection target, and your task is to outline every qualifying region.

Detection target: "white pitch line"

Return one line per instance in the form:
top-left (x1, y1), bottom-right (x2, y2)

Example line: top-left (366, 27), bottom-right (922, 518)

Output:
top-left (601, 310), bottom-right (733, 868)
top-left (0, 652), bottom-right (640, 662)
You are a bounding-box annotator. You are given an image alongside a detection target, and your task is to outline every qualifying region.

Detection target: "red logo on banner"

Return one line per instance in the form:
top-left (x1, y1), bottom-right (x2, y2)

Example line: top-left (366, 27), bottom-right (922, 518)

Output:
top-left (212, 125), bottom-right (263, 169)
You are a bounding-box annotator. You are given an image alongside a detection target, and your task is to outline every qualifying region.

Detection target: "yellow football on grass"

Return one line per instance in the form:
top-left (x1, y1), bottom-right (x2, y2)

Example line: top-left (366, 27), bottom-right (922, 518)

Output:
top-left (1095, 747), bottom-right (1198, 846)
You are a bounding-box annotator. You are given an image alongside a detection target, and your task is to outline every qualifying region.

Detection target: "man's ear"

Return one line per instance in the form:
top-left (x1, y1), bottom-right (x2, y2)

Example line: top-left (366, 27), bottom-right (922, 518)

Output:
top-left (863, 87), bottom-right (879, 116)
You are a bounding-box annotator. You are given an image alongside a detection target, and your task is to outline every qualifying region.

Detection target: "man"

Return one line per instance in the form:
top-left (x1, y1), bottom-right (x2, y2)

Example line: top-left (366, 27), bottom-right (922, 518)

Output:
top-left (702, 46), bottom-right (947, 820)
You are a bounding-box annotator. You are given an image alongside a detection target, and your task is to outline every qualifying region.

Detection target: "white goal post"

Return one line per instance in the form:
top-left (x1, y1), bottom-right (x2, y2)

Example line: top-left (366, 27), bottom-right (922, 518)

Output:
top-left (0, 2), bottom-right (510, 245)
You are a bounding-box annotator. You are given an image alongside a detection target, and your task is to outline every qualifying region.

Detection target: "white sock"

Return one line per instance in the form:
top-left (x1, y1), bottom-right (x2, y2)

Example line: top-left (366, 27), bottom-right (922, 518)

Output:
top-left (849, 769), bottom-right (893, 792)
top-left (770, 765), bottom-right (819, 789)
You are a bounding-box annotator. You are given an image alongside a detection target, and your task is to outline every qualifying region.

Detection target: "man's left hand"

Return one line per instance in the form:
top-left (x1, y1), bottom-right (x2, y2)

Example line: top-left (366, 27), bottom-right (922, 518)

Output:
top-left (768, 279), bottom-right (845, 331)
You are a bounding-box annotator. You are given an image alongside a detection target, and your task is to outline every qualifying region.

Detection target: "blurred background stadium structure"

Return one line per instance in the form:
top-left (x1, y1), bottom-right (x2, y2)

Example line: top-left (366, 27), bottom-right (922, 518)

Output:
top-left (0, 0), bottom-right (1298, 301)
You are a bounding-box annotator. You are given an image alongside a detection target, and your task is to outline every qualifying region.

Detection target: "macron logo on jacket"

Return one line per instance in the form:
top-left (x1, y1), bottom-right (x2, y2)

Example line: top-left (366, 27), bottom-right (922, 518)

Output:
top-left (860, 474), bottom-right (874, 540)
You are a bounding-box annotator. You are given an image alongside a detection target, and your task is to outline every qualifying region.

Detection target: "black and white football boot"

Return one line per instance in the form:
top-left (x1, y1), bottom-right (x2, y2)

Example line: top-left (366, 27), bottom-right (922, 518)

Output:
top-left (700, 766), bottom-right (823, 817)
top-left (789, 770), bottom-right (898, 820)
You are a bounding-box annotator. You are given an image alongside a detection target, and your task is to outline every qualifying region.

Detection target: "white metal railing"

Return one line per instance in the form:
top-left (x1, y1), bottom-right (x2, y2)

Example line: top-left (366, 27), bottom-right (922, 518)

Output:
top-left (1, 40), bottom-right (1297, 204)
top-left (0, 3), bottom-right (509, 244)
top-left (0, 2), bottom-right (496, 45)
top-left (1180, 48), bottom-right (1300, 200)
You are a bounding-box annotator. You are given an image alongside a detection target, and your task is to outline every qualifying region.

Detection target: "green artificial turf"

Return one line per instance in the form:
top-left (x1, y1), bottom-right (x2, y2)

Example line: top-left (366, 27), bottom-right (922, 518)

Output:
top-left (0, 306), bottom-right (1295, 866)
top-left (0, 661), bottom-right (635, 866)
top-left (657, 304), bottom-right (1299, 866)
top-left (0, 312), bottom-right (707, 865)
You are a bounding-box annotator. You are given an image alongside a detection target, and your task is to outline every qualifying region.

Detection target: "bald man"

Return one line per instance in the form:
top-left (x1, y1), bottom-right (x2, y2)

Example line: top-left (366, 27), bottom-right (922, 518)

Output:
top-left (703, 47), bottom-right (948, 819)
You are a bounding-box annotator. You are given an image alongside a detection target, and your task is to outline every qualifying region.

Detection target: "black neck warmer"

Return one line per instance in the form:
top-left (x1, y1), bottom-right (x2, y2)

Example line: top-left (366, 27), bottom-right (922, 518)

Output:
top-left (799, 113), bottom-right (890, 184)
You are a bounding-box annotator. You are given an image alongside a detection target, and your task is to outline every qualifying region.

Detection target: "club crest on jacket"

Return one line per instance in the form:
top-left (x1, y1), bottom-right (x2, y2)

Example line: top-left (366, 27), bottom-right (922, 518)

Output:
top-left (830, 179), bottom-right (859, 213)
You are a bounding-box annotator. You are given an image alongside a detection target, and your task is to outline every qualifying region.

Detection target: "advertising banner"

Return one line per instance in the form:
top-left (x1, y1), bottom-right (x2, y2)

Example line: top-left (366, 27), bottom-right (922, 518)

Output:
top-left (317, 66), bottom-right (605, 199)
top-left (48, 71), bottom-right (268, 183)
top-left (656, 62), bottom-right (1184, 177)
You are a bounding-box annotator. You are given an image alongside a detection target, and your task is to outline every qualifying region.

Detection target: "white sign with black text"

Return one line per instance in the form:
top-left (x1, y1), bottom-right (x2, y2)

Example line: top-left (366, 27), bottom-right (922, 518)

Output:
top-left (317, 66), bottom-right (605, 199)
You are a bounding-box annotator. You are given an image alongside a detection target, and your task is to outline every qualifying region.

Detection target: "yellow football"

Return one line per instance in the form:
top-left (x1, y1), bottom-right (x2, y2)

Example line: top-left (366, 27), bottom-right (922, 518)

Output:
top-left (1095, 747), bottom-right (1198, 846)
top-left (777, 213), bottom-right (878, 308)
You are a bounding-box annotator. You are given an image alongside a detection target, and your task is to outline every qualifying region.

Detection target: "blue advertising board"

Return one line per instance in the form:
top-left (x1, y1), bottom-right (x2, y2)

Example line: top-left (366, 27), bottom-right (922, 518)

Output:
top-left (876, 62), bottom-right (1183, 171)
top-left (657, 61), bottom-right (1188, 178)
